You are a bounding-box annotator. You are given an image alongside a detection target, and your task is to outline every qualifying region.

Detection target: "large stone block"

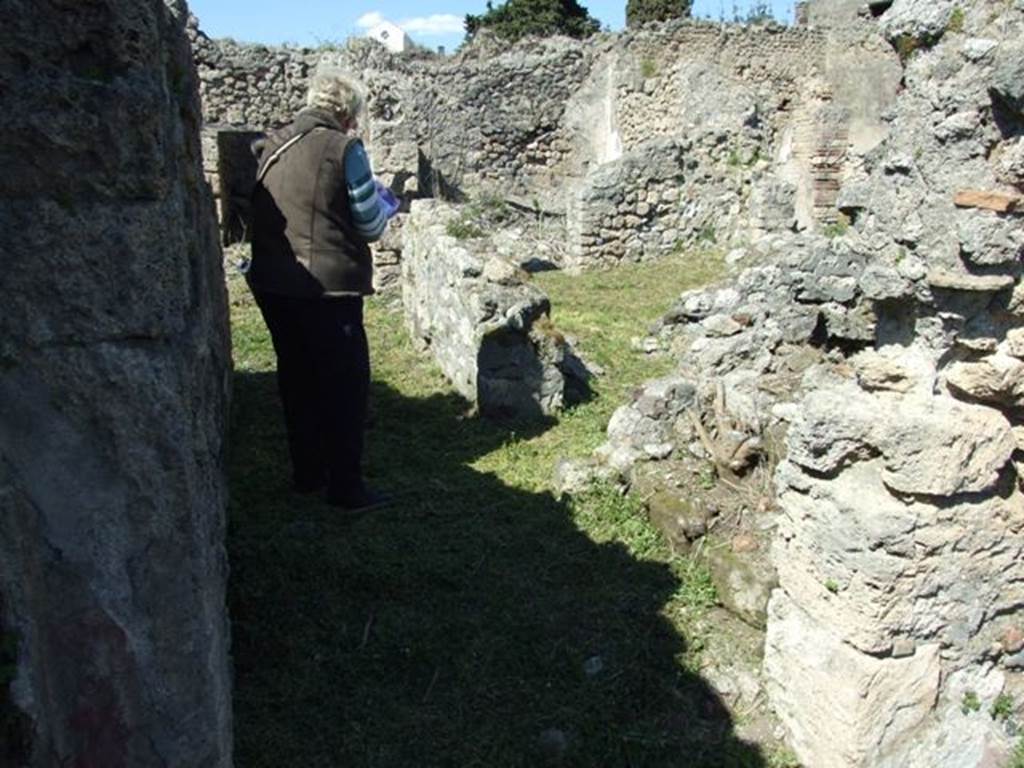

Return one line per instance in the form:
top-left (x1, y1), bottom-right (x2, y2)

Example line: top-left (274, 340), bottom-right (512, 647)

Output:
top-left (0, 1), bottom-right (233, 766)
top-left (774, 458), bottom-right (1024, 654)
top-left (879, 395), bottom-right (1015, 495)
top-left (765, 592), bottom-right (942, 768)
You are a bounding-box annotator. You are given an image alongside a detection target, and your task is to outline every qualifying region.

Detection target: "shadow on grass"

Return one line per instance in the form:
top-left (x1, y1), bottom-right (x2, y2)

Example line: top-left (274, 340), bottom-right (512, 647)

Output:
top-left (228, 370), bottom-right (767, 768)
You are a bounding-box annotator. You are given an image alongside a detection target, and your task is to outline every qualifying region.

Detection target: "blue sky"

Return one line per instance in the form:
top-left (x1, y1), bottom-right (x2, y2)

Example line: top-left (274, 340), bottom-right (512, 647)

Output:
top-left (190, 0), bottom-right (796, 53)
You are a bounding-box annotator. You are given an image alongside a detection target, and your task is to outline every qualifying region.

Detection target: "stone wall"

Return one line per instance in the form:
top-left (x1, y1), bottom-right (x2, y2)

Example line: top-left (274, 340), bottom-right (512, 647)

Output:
top-left (593, 0), bottom-right (1024, 764)
top-left (189, 14), bottom-right (901, 268)
top-left (0, 1), bottom-right (233, 766)
top-left (402, 201), bottom-right (571, 419)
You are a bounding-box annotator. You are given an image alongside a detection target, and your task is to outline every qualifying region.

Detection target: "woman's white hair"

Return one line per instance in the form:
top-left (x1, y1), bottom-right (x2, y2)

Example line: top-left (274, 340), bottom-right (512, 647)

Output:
top-left (306, 68), bottom-right (366, 123)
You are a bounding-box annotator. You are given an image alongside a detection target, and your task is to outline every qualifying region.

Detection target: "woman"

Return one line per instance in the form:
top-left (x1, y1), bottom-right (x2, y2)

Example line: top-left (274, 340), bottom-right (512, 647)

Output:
top-left (248, 67), bottom-right (390, 512)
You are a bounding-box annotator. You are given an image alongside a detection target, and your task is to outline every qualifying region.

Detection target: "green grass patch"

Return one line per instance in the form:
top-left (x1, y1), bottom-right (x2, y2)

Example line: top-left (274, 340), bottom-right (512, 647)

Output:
top-left (226, 251), bottom-right (776, 766)
top-left (991, 692), bottom-right (1015, 721)
top-left (822, 213), bottom-right (850, 239)
top-left (947, 6), bottom-right (965, 34)
top-left (961, 690), bottom-right (982, 715)
top-left (1011, 737), bottom-right (1024, 768)
top-left (445, 193), bottom-right (513, 240)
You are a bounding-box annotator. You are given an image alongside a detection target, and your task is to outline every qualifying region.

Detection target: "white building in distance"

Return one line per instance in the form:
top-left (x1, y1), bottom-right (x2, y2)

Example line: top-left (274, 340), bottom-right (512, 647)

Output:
top-left (366, 20), bottom-right (411, 53)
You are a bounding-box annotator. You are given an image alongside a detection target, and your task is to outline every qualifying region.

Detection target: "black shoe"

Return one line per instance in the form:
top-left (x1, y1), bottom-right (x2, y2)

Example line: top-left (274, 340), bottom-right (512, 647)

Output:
top-left (326, 488), bottom-right (393, 514)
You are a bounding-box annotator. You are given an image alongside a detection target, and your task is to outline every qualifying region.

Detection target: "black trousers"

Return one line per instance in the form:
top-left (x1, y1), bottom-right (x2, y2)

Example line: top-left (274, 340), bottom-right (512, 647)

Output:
top-left (253, 291), bottom-right (369, 499)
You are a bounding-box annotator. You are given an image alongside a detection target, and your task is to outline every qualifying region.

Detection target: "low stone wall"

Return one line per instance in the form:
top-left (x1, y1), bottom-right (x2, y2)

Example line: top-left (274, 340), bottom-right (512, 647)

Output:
top-left (0, 1), bottom-right (233, 765)
top-left (401, 200), bottom-right (569, 419)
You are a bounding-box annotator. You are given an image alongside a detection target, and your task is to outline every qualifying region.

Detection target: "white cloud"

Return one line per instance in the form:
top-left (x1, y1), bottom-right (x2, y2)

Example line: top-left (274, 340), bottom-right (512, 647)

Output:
top-left (355, 11), bottom-right (384, 28)
top-left (356, 9), bottom-right (463, 36)
top-left (397, 13), bottom-right (464, 35)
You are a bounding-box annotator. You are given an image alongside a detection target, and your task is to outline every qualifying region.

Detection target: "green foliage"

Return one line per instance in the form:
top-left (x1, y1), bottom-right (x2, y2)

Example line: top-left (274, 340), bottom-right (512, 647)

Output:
top-left (961, 690), bottom-right (982, 715)
top-left (445, 218), bottom-right (486, 240)
top-left (465, 0), bottom-right (600, 42)
top-left (698, 465), bottom-right (717, 490)
top-left (736, 1), bottom-right (774, 23)
top-left (822, 213), bottom-right (850, 239)
top-left (626, 0), bottom-right (692, 27)
top-left (768, 749), bottom-right (802, 768)
top-left (947, 6), bottom-right (965, 33)
top-left (445, 194), bottom-right (513, 240)
top-left (640, 58), bottom-right (658, 79)
top-left (991, 693), bottom-right (1015, 721)
top-left (824, 579), bottom-right (839, 594)
top-left (1011, 737), bottom-right (1024, 768)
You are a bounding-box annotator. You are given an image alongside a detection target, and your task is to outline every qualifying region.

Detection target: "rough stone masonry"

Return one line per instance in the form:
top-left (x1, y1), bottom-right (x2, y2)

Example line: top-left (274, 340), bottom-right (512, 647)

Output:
top-left (0, 1), bottom-right (233, 766)
top-left (181, 0), bottom-right (1023, 764)
top-left (189, 8), bottom-right (901, 269)
top-left (593, 1), bottom-right (1024, 765)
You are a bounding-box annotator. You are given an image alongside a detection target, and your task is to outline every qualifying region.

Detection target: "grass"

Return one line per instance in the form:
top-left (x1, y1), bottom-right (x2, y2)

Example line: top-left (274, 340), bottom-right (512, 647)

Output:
top-left (1012, 737), bottom-right (1024, 768)
top-left (946, 6), bottom-right (965, 34)
top-left (822, 213), bottom-right (850, 239)
top-left (991, 693), bottom-right (1015, 721)
top-left (226, 251), bottom-right (784, 766)
top-left (961, 690), bottom-right (981, 715)
top-left (445, 194), bottom-right (513, 241)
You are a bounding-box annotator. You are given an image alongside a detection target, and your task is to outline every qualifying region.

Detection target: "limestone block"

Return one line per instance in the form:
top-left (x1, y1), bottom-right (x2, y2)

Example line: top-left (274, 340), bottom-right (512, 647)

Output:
top-left (879, 396), bottom-right (1015, 495)
top-left (851, 349), bottom-right (916, 392)
top-left (797, 274), bottom-right (857, 303)
top-left (774, 457), bottom-right (1024, 653)
top-left (1002, 328), bottom-right (1024, 359)
top-left (633, 376), bottom-right (697, 421)
top-left (872, 664), bottom-right (1017, 768)
top-left (962, 38), bottom-right (998, 62)
top-left (957, 211), bottom-right (1024, 266)
top-left (879, 0), bottom-right (955, 43)
top-left (995, 137), bottom-right (1024, 187)
top-left (701, 314), bottom-right (744, 337)
top-left (859, 264), bottom-right (912, 300)
top-left (785, 384), bottom-right (880, 474)
top-left (946, 354), bottom-right (1024, 408)
top-left (704, 541), bottom-right (776, 629)
top-left (645, 491), bottom-right (708, 551)
top-left (765, 592), bottom-right (942, 768)
top-left (822, 302), bottom-right (877, 342)
top-left (992, 41), bottom-right (1024, 116)
top-left (552, 458), bottom-right (617, 499)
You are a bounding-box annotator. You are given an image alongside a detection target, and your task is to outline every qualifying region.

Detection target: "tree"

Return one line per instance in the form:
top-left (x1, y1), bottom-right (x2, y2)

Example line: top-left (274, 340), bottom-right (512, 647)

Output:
top-left (464, 0), bottom-right (601, 43)
top-left (625, 0), bottom-right (692, 27)
top-left (735, 1), bottom-right (774, 23)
